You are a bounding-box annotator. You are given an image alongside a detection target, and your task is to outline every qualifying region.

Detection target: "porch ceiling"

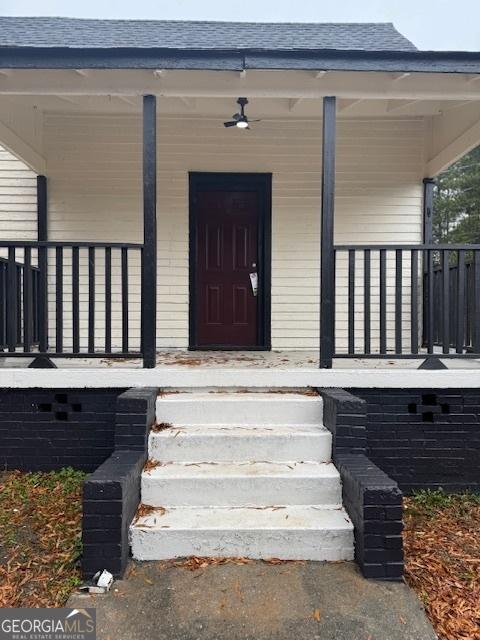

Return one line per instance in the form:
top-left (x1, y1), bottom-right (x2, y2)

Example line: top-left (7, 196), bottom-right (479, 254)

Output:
top-left (2, 93), bottom-right (476, 119)
top-left (1, 69), bottom-right (480, 175)
top-left (1, 69), bottom-right (480, 102)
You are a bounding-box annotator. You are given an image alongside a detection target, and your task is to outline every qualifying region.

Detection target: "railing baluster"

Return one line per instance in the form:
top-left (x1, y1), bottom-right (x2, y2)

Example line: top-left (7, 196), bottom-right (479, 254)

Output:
top-left (364, 249), bottom-right (371, 355)
top-left (474, 250), bottom-right (480, 353)
top-left (442, 250), bottom-right (450, 354)
top-left (38, 245), bottom-right (48, 352)
top-left (395, 249), bottom-right (402, 354)
top-left (456, 250), bottom-right (465, 354)
top-left (32, 267), bottom-right (39, 344)
top-left (379, 249), bottom-right (387, 354)
top-left (72, 247), bottom-right (80, 353)
top-left (427, 249), bottom-right (434, 354)
top-left (0, 262), bottom-right (5, 349)
top-left (88, 246), bottom-right (95, 353)
top-left (6, 247), bottom-right (17, 352)
top-left (23, 248), bottom-right (32, 352)
top-left (16, 265), bottom-right (22, 344)
top-left (466, 261), bottom-right (473, 349)
top-left (348, 249), bottom-right (355, 355)
top-left (55, 246), bottom-right (63, 353)
top-left (449, 262), bottom-right (456, 347)
top-left (105, 246), bottom-right (112, 353)
top-left (122, 247), bottom-right (129, 353)
top-left (411, 250), bottom-right (419, 354)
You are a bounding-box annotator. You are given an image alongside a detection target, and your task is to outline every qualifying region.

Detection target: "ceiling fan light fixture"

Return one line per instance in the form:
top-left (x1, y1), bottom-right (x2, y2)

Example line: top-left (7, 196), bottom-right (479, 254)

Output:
top-left (224, 97), bottom-right (259, 130)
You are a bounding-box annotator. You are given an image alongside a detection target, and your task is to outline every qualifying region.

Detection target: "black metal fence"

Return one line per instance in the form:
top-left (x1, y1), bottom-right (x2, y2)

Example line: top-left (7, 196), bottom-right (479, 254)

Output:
top-left (0, 241), bottom-right (144, 360)
top-left (333, 244), bottom-right (480, 358)
top-left (428, 257), bottom-right (477, 351)
top-left (0, 254), bottom-right (40, 350)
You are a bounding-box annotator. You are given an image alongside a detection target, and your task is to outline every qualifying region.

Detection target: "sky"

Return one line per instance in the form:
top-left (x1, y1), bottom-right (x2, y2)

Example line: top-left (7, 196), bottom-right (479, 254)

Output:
top-left (2, 0), bottom-right (480, 51)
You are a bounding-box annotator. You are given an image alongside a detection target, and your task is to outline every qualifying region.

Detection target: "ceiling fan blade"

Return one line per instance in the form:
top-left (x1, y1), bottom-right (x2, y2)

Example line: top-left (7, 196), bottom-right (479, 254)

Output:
top-left (248, 119), bottom-right (262, 122)
top-left (224, 121), bottom-right (237, 127)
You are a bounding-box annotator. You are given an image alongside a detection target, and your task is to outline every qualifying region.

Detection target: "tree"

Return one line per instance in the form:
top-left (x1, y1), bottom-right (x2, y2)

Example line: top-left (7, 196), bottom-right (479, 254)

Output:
top-left (433, 146), bottom-right (480, 244)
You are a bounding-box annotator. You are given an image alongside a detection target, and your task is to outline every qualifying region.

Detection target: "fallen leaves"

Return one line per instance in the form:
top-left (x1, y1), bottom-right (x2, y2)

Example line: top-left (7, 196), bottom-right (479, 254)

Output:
top-left (403, 493), bottom-right (480, 640)
top-left (0, 468), bottom-right (86, 607)
top-left (170, 556), bottom-right (254, 571)
top-left (163, 556), bottom-right (305, 571)
top-left (151, 422), bottom-right (173, 432)
top-left (134, 504), bottom-right (165, 521)
top-left (143, 459), bottom-right (161, 472)
top-left (312, 608), bottom-right (322, 622)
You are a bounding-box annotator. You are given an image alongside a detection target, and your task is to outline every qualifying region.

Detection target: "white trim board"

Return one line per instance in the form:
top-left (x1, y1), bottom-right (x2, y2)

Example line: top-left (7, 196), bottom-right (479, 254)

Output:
top-left (0, 367), bottom-right (479, 389)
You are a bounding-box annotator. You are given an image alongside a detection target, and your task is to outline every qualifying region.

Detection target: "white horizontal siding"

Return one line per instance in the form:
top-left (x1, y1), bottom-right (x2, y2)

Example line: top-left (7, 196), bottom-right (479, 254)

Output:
top-left (0, 145), bottom-right (37, 242)
top-left (43, 114), bottom-right (425, 352)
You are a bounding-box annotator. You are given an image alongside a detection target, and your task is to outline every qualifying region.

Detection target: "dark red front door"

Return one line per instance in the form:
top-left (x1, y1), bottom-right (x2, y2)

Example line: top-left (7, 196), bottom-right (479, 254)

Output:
top-left (194, 189), bottom-right (259, 348)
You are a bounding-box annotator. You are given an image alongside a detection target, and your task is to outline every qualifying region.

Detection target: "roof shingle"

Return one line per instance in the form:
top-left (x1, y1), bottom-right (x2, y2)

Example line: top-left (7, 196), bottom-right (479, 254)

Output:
top-left (0, 17), bottom-right (417, 52)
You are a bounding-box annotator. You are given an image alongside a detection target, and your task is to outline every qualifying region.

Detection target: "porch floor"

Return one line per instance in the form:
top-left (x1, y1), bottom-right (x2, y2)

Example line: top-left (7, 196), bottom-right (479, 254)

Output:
top-left (1, 348), bottom-right (480, 369)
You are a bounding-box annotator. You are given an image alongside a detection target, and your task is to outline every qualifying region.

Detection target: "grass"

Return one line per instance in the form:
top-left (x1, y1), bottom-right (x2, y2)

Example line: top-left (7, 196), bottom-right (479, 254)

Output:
top-left (403, 489), bottom-right (480, 640)
top-left (0, 468), bottom-right (87, 607)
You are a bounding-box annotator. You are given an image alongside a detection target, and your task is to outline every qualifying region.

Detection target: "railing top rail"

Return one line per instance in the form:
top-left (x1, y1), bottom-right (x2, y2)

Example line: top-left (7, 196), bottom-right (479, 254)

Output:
top-left (0, 241), bottom-right (144, 249)
top-left (334, 243), bottom-right (480, 251)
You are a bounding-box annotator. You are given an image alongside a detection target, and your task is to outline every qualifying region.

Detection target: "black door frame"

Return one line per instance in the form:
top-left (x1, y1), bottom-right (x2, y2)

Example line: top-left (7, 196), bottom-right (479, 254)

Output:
top-left (189, 172), bottom-right (272, 351)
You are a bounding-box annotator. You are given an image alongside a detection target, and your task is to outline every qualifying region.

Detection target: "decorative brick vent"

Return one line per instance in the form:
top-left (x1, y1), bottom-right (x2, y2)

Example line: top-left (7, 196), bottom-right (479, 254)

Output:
top-left (353, 388), bottom-right (480, 492)
top-left (0, 388), bottom-right (124, 471)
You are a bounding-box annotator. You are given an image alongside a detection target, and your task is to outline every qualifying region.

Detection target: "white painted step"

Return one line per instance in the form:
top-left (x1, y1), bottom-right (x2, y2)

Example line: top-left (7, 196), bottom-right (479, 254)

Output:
top-left (141, 461), bottom-right (341, 507)
top-left (130, 505), bottom-right (354, 561)
top-left (148, 423), bottom-right (332, 463)
top-left (156, 392), bottom-right (323, 427)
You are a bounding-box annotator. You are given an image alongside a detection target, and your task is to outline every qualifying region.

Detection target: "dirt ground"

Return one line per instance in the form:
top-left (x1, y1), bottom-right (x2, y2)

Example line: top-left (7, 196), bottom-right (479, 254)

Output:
top-left (0, 468), bottom-right (86, 607)
top-left (404, 490), bottom-right (480, 640)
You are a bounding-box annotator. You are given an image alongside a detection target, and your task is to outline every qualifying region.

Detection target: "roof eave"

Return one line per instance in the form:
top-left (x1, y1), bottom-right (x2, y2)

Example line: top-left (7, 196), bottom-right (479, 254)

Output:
top-left (0, 47), bottom-right (479, 74)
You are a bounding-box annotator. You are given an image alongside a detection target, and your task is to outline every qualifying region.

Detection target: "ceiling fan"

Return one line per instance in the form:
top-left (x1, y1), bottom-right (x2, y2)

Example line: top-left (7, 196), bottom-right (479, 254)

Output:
top-left (224, 97), bottom-right (260, 130)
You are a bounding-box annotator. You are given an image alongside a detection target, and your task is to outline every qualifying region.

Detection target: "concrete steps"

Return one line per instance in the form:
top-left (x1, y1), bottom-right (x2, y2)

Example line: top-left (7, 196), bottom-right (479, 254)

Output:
top-left (130, 389), bottom-right (354, 562)
top-left (148, 423), bottom-right (332, 463)
top-left (155, 391), bottom-right (323, 426)
top-left (141, 460), bottom-right (341, 507)
top-left (131, 505), bottom-right (354, 561)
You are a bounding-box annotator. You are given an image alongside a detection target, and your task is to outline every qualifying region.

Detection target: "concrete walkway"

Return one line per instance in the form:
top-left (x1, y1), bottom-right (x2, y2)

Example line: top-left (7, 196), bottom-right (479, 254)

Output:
top-left (68, 561), bottom-right (437, 640)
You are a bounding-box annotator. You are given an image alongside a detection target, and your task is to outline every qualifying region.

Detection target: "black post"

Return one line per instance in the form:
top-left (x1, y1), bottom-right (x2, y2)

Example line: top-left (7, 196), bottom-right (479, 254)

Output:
top-left (320, 96), bottom-right (336, 368)
top-left (142, 95), bottom-right (157, 368)
top-left (37, 175), bottom-right (48, 351)
top-left (422, 178), bottom-right (435, 347)
top-left (423, 178), bottom-right (435, 247)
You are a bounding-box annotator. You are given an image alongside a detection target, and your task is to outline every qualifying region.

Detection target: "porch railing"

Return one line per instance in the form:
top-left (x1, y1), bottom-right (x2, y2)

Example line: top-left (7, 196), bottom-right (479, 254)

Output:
top-left (0, 241), bottom-right (143, 360)
top-left (333, 244), bottom-right (480, 358)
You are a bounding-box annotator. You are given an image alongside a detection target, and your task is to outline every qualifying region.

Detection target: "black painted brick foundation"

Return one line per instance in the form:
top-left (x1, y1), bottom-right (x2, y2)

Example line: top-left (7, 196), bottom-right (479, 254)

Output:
top-left (82, 449), bottom-right (146, 578)
top-left (319, 388), bottom-right (367, 455)
top-left (115, 387), bottom-right (158, 452)
top-left (336, 454), bottom-right (404, 580)
top-left (0, 388), bottom-right (124, 471)
top-left (352, 388), bottom-right (480, 493)
top-left (81, 387), bottom-right (158, 578)
top-left (319, 388), bottom-right (403, 580)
